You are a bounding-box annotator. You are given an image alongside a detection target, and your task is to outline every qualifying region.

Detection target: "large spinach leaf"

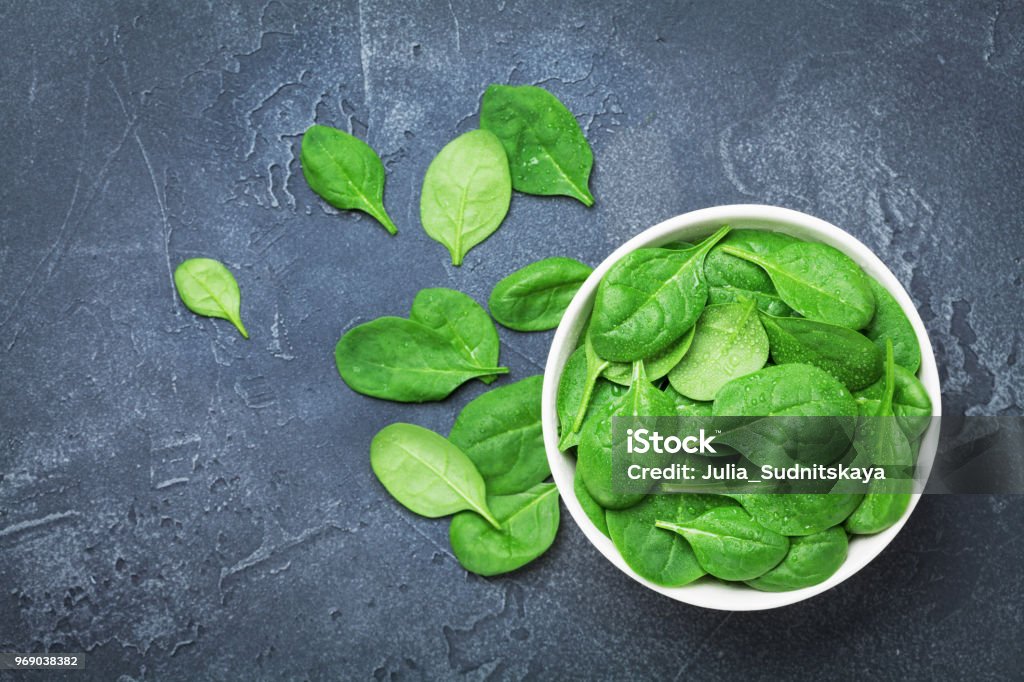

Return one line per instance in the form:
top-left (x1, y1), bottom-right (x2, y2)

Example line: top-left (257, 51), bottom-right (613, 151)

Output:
top-left (448, 375), bottom-right (548, 495)
top-left (410, 287), bottom-right (502, 384)
top-left (420, 129), bottom-right (512, 265)
top-left (721, 241), bottom-right (875, 329)
top-left (734, 493), bottom-right (862, 536)
top-left (370, 423), bottom-right (499, 528)
top-left (759, 313), bottom-right (883, 391)
top-left (589, 226), bottom-right (731, 361)
top-left (480, 84), bottom-right (595, 206)
top-left (300, 124), bottom-right (397, 235)
top-left (746, 526), bottom-right (848, 591)
top-left (335, 317), bottom-right (508, 402)
top-left (656, 506), bottom-right (789, 581)
top-left (489, 257), bottom-right (593, 331)
top-left (449, 482), bottom-right (560, 576)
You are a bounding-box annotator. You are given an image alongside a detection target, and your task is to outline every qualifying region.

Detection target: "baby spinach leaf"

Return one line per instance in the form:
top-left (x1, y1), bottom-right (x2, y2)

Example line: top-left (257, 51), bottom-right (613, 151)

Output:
top-left (410, 287), bottom-right (502, 384)
top-left (174, 258), bottom-right (248, 338)
top-left (847, 341), bottom-right (913, 534)
top-left (603, 326), bottom-right (694, 386)
top-left (556, 345), bottom-right (626, 450)
top-left (854, 363), bottom-right (932, 440)
top-left (335, 317), bottom-right (508, 403)
top-left (746, 526), bottom-right (848, 591)
top-left (371, 423), bottom-right (499, 528)
top-left (668, 301), bottom-right (769, 401)
top-left (420, 129), bottom-right (512, 265)
top-left (489, 257), bottom-right (593, 331)
top-left (574, 468), bottom-right (609, 537)
top-left (577, 362), bottom-right (676, 509)
top-left (656, 506), bottom-right (789, 581)
top-left (300, 124), bottom-right (397, 235)
top-left (713, 364), bottom-right (859, 418)
top-left (720, 241), bottom-right (875, 329)
top-left (589, 226), bottom-right (731, 361)
top-left (606, 494), bottom-right (737, 587)
top-left (448, 376), bottom-right (548, 496)
top-left (759, 313), bottom-right (884, 391)
top-left (708, 285), bottom-right (794, 317)
top-left (705, 229), bottom-right (797, 294)
top-left (863, 278), bottom-right (921, 373)
top-left (449, 482), bottom-right (560, 576)
top-left (734, 493), bottom-right (862, 536)
top-left (480, 84), bottom-right (595, 206)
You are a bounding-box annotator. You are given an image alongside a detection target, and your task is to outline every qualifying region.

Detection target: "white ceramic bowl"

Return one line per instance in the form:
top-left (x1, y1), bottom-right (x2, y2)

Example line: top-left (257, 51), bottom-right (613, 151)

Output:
top-left (542, 205), bottom-right (942, 611)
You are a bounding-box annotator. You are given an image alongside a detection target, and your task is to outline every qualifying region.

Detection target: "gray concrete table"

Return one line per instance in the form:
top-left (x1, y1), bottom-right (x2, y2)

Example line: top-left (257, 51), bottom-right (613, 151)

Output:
top-left (1, 1), bottom-right (1022, 679)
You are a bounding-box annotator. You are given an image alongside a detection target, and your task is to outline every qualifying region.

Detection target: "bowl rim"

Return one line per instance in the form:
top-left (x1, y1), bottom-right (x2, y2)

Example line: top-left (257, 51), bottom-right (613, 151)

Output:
top-left (541, 204), bottom-right (942, 611)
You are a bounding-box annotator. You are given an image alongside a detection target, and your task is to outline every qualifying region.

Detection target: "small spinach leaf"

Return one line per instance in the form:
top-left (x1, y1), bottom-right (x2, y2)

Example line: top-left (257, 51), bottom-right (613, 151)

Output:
top-left (174, 258), bottom-right (248, 338)
top-left (734, 493), bottom-right (862, 536)
top-left (449, 482), bottom-right (560, 576)
top-left (300, 124), bottom-right (397, 234)
top-left (663, 386), bottom-right (714, 417)
top-left (707, 285), bottom-right (794, 317)
top-left (713, 364), bottom-right (859, 418)
top-left (720, 241), bottom-right (875, 329)
top-left (589, 226), bottom-right (731, 361)
top-left (448, 375), bottom-right (548, 495)
top-left (410, 287), bottom-right (502, 384)
top-left (603, 326), bottom-right (694, 386)
top-left (656, 506), bottom-right (789, 581)
top-left (606, 494), bottom-right (736, 587)
top-left (556, 345), bottom-right (626, 450)
top-left (335, 317), bottom-right (508, 403)
top-left (846, 341), bottom-right (914, 534)
top-left (577, 362), bottom-right (676, 509)
top-left (854, 363), bottom-right (932, 441)
top-left (420, 129), bottom-right (512, 265)
top-left (746, 526), bottom-right (848, 591)
top-left (371, 423), bottom-right (499, 528)
top-left (759, 313), bottom-right (883, 391)
top-left (668, 301), bottom-right (769, 401)
top-left (863, 278), bottom-right (921, 373)
top-left (705, 229), bottom-right (797, 294)
top-left (489, 257), bottom-right (593, 331)
top-left (480, 84), bottom-right (595, 206)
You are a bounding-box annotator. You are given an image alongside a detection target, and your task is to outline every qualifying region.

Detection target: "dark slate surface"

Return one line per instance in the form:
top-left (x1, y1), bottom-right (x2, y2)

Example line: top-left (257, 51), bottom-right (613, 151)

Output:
top-left (1, 1), bottom-right (1022, 679)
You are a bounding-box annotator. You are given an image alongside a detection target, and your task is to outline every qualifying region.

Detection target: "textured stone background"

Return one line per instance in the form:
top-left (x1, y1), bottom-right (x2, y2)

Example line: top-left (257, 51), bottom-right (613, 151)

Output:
top-left (1, 0), bottom-right (1022, 679)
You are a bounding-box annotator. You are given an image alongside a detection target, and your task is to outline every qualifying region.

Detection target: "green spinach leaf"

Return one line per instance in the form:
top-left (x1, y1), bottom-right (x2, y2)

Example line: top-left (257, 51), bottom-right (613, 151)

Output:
top-left (589, 226), bottom-right (731, 361)
top-left (577, 362), bottom-right (676, 509)
top-left (449, 482), bottom-right (560, 576)
top-left (847, 341), bottom-right (914, 534)
top-left (713, 364), bottom-right (859, 418)
top-left (705, 229), bottom-right (797, 294)
top-left (734, 493), bottom-right (862, 536)
top-left (420, 129), bottom-right (512, 265)
top-left (448, 375), bottom-right (548, 495)
top-left (410, 287), bottom-right (502, 384)
top-left (863, 278), bottom-right (921, 373)
top-left (656, 506), bottom-right (789, 581)
top-left (606, 494), bottom-right (737, 587)
top-left (759, 313), bottom-right (883, 391)
top-left (556, 345), bottom-right (626, 450)
top-left (663, 386), bottom-right (714, 417)
top-left (371, 423), bottom-right (499, 528)
top-left (708, 285), bottom-right (793, 317)
top-left (174, 258), bottom-right (248, 338)
top-left (300, 124), bottom-right (397, 235)
top-left (746, 526), bottom-right (848, 591)
top-left (854, 363), bottom-right (932, 440)
top-left (668, 301), bottom-right (769, 401)
top-left (603, 326), bottom-right (694, 386)
top-left (720, 241), bottom-right (875, 329)
top-left (480, 84), bottom-right (595, 206)
top-left (489, 257), bottom-right (593, 331)
top-left (335, 317), bottom-right (508, 403)
top-left (574, 468), bottom-right (609, 537)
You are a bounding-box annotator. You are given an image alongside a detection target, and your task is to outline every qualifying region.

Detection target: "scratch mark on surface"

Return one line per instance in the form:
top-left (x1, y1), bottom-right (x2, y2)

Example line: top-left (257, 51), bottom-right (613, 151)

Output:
top-left (357, 0), bottom-right (372, 124)
top-left (448, 0), bottom-right (462, 52)
top-left (673, 613), bottom-right (732, 681)
top-left (0, 511), bottom-right (81, 540)
top-left (154, 477), bottom-right (190, 490)
top-left (133, 131), bottom-right (175, 306)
